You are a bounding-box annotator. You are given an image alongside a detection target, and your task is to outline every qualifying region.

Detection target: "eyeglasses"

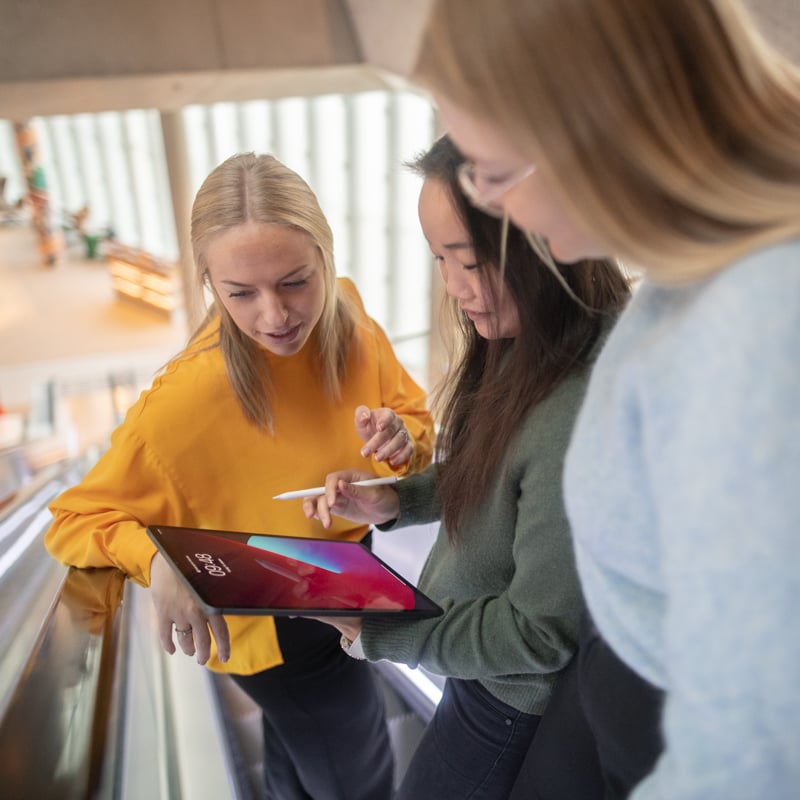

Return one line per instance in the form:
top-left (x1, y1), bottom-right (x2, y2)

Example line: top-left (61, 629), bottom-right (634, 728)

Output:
top-left (457, 161), bottom-right (536, 217)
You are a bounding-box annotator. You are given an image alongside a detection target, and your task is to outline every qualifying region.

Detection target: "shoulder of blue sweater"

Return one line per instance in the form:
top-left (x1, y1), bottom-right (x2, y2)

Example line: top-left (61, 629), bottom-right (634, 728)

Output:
top-left (592, 240), bottom-right (800, 397)
top-left (636, 239), bottom-right (800, 306)
top-left (706, 239), bottom-right (800, 305)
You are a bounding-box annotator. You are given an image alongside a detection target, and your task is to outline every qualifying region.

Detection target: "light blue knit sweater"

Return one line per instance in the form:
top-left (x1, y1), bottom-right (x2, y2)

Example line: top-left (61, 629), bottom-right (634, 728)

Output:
top-left (564, 240), bottom-right (800, 799)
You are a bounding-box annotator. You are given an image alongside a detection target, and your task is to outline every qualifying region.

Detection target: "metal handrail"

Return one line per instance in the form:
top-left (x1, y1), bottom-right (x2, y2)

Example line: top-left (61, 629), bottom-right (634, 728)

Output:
top-left (0, 454), bottom-right (96, 718)
top-left (0, 567), bottom-right (126, 798)
top-left (0, 451), bottom-right (244, 799)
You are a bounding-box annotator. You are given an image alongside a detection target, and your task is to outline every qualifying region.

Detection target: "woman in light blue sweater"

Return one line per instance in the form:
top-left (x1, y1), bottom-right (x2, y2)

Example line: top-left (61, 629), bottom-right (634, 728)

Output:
top-left (411, 1), bottom-right (800, 798)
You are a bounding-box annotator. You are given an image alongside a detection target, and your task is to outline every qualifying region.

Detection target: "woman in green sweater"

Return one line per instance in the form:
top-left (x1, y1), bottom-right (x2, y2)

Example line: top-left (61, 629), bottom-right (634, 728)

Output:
top-left (303, 135), bottom-right (631, 799)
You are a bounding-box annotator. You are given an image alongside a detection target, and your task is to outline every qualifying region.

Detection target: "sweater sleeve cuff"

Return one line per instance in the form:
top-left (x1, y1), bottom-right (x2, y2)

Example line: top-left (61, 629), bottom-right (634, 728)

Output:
top-left (340, 632), bottom-right (367, 660)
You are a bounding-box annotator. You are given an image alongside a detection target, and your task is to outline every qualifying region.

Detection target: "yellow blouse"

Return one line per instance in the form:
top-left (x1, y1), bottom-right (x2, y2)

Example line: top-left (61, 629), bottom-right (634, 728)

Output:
top-left (46, 279), bottom-right (434, 674)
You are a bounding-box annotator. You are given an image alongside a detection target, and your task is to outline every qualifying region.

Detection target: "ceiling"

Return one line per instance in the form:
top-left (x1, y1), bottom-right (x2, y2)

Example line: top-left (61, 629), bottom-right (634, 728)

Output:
top-left (0, 0), bottom-right (433, 119)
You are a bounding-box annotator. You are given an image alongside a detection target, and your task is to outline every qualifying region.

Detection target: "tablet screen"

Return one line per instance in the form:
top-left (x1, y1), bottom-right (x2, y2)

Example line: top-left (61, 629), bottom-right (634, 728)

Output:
top-left (146, 524), bottom-right (442, 618)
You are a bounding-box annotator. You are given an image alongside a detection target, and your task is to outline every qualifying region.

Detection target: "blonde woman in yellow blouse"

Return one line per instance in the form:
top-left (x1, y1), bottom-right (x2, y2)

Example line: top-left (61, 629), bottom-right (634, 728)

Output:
top-left (46, 153), bottom-right (435, 800)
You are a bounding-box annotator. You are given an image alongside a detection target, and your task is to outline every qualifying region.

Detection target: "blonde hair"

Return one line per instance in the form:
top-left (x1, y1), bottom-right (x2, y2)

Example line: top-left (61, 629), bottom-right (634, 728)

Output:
top-left (414, 0), bottom-right (800, 282)
top-left (189, 153), bottom-right (357, 431)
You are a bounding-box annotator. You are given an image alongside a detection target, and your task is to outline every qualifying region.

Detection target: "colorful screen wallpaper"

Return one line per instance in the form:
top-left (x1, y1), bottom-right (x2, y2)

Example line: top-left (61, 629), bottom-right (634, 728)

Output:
top-left (149, 526), bottom-right (440, 616)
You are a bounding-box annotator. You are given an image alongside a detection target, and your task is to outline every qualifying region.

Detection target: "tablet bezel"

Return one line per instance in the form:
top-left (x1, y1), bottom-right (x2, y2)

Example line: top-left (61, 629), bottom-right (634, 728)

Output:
top-left (146, 524), bottom-right (443, 619)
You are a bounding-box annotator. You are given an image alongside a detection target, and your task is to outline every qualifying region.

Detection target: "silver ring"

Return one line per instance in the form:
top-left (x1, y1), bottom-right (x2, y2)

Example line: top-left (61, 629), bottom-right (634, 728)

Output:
top-left (175, 626), bottom-right (192, 635)
top-left (400, 429), bottom-right (408, 442)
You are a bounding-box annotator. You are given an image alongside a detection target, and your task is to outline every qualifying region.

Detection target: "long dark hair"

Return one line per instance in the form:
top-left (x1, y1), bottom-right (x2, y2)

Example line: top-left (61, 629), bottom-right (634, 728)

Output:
top-left (408, 135), bottom-right (631, 538)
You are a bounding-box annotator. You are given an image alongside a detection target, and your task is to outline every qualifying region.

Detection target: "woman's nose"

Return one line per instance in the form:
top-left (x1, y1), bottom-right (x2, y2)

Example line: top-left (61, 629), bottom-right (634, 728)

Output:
top-left (441, 265), bottom-right (472, 300)
top-left (258, 293), bottom-right (289, 327)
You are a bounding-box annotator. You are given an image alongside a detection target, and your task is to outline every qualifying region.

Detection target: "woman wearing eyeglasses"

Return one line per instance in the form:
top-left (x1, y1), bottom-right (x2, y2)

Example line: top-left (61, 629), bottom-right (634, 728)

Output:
top-left (303, 135), bottom-right (630, 800)
top-left (412, 1), bottom-right (800, 798)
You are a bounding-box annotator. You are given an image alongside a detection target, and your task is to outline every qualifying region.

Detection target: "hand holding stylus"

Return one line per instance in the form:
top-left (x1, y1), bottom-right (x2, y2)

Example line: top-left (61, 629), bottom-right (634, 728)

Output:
top-left (303, 469), bottom-right (401, 530)
top-left (273, 476), bottom-right (399, 501)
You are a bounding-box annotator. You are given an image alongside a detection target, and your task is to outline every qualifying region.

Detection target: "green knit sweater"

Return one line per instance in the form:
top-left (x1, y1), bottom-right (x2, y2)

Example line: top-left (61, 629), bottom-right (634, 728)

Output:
top-left (362, 360), bottom-right (594, 714)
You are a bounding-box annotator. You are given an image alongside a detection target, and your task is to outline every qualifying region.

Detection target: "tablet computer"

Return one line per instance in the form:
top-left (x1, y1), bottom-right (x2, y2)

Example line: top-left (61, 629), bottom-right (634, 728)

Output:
top-left (146, 524), bottom-right (443, 619)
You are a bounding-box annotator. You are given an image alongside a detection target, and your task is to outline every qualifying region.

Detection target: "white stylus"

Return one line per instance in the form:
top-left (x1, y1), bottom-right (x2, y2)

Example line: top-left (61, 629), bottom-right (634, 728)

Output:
top-left (272, 475), bottom-right (400, 501)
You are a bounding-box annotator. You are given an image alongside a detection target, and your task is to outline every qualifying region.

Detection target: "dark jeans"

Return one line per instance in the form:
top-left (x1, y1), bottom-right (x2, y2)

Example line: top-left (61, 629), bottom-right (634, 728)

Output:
top-left (395, 677), bottom-right (541, 800)
top-left (510, 613), bottom-right (665, 800)
top-left (232, 615), bottom-right (394, 800)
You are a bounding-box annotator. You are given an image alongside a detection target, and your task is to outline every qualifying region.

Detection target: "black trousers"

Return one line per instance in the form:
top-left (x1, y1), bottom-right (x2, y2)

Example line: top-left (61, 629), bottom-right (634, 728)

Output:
top-left (232, 615), bottom-right (394, 800)
top-left (510, 612), bottom-right (665, 800)
top-left (394, 677), bottom-right (541, 800)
